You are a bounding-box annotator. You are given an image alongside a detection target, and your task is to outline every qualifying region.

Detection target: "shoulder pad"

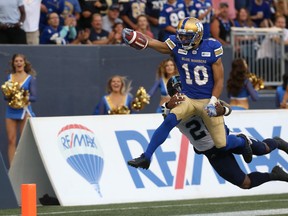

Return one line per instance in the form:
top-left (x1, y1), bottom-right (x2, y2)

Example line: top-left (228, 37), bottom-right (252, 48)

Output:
top-left (204, 38), bottom-right (223, 57)
top-left (206, 38), bottom-right (222, 49)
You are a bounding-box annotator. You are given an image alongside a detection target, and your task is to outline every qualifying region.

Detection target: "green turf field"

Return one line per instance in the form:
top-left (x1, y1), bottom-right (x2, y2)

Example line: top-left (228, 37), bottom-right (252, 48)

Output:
top-left (1, 193), bottom-right (288, 216)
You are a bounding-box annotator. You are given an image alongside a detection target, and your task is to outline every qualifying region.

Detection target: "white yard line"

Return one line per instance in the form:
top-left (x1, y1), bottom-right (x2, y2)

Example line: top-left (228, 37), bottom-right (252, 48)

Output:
top-left (181, 208), bottom-right (288, 216)
top-left (5, 199), bottom-right (288, 216)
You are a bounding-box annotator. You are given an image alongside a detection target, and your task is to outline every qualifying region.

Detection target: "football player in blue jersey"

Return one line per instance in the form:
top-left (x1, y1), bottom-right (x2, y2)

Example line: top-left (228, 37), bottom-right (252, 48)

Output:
top-left (161, 75), bottom-right (288, 188)
top-left (122, 17), bottom-right (251, 169)
top-left (158, 0), bottom-right (188, 41)
top-left (187, 0), bottom-right (214, 39)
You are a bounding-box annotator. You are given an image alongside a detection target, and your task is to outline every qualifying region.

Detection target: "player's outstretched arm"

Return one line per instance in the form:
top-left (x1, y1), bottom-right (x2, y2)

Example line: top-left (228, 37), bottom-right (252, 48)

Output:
top-left (147, 37), bottom-right (172, 54)
top-left (122, 28), bottom-right (172, 54)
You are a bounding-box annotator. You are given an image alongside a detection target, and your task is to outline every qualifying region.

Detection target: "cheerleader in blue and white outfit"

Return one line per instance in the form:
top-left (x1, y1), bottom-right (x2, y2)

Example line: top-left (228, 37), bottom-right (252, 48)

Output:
top-left (93, 75), bottom-right (134, 115)
top-left (3, 54), bottom-right (37, 167)
top-left (148, 58), bottom-right (179, 113)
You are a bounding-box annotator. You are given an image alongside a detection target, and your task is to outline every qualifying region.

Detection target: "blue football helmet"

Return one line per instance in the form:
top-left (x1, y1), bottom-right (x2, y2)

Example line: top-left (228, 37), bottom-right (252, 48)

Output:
top-left (176, 17), bottom-right (204, 50)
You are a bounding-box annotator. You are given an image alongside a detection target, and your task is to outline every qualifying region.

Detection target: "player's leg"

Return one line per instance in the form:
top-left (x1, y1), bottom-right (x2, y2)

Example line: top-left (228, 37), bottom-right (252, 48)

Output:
top-left (127, 113), bottom-right (180, 169)
top-left (247, 166), bottom-right (288, 188)
top-left (145, 100), bottom-right (197, 159)
top-left (202, 147), bottom-right (288, 189)
top-left (226, 134), bottom-right (253, 163)
top-left (271, 137), bottom-right (288, 153)
top-left (200, 112), bottom-right (226, 148)
top-left (128, 99), bottom-right (195, 169)
top-left (250, 138), bottom-right (276, 155)
top-left (249, 137), bottom-right (288, 156)
top-left (202, 148), bottom-right (247, 187)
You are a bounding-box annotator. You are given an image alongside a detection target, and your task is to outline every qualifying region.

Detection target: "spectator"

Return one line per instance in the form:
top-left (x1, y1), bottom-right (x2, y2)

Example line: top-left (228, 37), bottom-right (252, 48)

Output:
top-left (250, 0), bottom-right (272, 27)
top-left (78, 0), bottom-right (108, 29)
top-left (89, 13), bottom-right (112, 44)
top-left (70, 28), bottom-right (92, 44)
top-left (0, 0), bottom-right (27, 44)
top-left (212, 0), bottom-right (236, 19)
top-left (109, 22), bottom-right (125, 44)
top-left (233, 8), bottom-right (257, 59)
top-left (148, 58), bottom-right (179, 113)
top-left (255, 15), bottom-right (288, 83)
top-left (136, 14), bottom-right (154, 38)
top-left (187, 0), bottom-right (214, 39)
top-left (145, 0), bottom-right (166, 40)
top-left (93, 75), bottom-right (134, 115)
top-left (119, 0), bottom-right (146, 30)
top-left (273, 0), bottom-right (288, 28)
top-left (234, 7), bottom-right (256, 28)
top-left (158, 0), bottom-right (187, 41)
top-left (60, 0), bottom-right (82, 28)
top-left (23, 0), bottom-right (41, 45)
top-left (271, 15), bottom-right (288, 45)
top-left (210, 2), bottom-right (234, 45)
top-left (276, 73), bottom-right (288, 108)
top-left (1, 54), bottom-right (37, 167)
top-left (40, 12), bottom-right (77, 44)
top-left (40, 0), bottom-right (65, 32)
top-left (102, 4), bottom-right (123, 32)
top-left (226, 58), bottom-right (259, 110)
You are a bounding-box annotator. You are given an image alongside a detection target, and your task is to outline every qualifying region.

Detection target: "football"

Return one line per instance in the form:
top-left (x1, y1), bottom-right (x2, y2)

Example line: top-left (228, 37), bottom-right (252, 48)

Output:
top-left (122, 28), bottom-right (148, 50)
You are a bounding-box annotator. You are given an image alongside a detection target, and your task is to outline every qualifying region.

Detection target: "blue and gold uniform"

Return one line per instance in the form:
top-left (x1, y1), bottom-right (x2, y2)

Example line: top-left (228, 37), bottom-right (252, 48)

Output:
top-left (5, 74), bottom-right (36, 120)
top-left (125, 17), bottom-right (227, 168)
top-left (165, 35), bottom-right (226, 148)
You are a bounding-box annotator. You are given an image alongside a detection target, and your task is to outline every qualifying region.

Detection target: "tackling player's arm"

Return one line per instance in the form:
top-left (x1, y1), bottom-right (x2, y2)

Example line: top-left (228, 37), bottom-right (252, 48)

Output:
top-left (216, 100), bottom-right (232, 116)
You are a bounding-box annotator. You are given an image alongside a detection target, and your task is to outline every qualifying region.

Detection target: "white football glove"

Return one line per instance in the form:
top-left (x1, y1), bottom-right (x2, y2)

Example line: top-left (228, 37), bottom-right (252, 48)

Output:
top-left (204, 96), bottom-right (218, 117)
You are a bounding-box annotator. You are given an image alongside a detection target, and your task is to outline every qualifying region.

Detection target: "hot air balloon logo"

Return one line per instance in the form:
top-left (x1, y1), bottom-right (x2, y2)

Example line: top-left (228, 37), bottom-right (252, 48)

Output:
top-left (57, 124), bottom-right (104, 197)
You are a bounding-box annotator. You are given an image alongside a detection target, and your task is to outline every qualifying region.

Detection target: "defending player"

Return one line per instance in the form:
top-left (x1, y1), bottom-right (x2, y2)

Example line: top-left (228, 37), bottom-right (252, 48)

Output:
top-left (123, 17), bottom-right (243, 169)
top-left (134, 76), bottom-right (288, 189)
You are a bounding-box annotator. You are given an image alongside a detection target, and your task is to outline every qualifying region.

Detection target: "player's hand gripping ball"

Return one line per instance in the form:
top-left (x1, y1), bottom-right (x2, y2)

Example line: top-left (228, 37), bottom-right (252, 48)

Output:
top-left (122, 28), bottom-right (148, 50)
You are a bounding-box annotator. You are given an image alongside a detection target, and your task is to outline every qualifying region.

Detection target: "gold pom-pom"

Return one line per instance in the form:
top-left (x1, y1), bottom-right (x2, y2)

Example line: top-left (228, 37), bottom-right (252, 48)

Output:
top-left (1, 81), bottom-right (30, 109)
top-left (108, 105), bottom-right (131, 115)
top-left (132, 86), bottom-right (150, 111)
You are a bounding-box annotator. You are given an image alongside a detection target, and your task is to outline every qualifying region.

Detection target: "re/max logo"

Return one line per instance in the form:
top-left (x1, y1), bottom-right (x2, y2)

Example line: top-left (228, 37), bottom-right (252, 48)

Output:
top-left (116, 126), bottom-right (288, 189)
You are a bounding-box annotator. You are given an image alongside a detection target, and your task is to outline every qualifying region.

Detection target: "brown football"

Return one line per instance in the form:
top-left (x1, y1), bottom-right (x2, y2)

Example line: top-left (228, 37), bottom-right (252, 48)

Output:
top-left (125, 30), bottom-right (148, 50)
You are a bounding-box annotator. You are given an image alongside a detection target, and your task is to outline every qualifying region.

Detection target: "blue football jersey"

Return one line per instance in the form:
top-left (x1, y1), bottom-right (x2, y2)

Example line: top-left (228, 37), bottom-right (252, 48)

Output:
top-left (165, 36), bottom-right (223, 99)
top-left (188, 0), bottom-right (214, 39)
top-left (158, 0), bottom-right (187, 40)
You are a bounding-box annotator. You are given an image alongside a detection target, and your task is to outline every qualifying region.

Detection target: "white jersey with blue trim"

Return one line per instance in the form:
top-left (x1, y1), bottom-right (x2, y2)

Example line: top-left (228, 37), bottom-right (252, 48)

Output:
top-left (177, 115), bottom-right (214, 151)
top-left (165, 36), bottom-right (223, 99)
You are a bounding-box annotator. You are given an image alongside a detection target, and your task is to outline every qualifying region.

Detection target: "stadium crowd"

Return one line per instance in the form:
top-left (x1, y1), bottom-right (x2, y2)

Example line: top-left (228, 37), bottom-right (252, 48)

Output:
top-left (0, 0), bottom-right (287, 45)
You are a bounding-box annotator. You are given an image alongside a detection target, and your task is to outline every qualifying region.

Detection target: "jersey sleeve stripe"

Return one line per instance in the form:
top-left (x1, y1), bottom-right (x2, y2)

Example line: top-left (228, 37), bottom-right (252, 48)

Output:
top-left (214, 47), bottom-right (223, 57)
top-left (165, 38), bottom-right (176, 50)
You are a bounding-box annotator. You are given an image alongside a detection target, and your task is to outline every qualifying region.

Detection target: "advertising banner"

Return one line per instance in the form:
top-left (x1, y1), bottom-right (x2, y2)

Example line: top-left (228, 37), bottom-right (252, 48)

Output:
top-left (9, 110), bottom-right (288, 206)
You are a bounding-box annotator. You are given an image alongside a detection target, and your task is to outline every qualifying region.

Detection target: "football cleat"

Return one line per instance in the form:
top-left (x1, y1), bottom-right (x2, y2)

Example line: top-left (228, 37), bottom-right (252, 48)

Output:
top-left (237, 133), bottom-right (253, 163)
top-left (271, 165), bottom-right (288, 182)
top-left (127, 154), bottom-right (150, 169)
top-left (176, 17), bottom-right (204, 50)
top-left (273, 136), bottom-right (288, 154)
